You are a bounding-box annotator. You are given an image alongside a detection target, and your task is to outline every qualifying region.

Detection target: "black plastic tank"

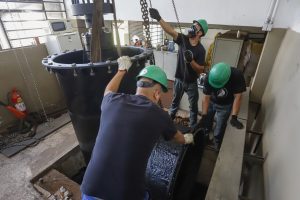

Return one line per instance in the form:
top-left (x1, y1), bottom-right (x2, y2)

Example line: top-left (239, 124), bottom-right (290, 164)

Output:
top-left (42, 47), bottom-right (153, 163)
top-left (146, 126), bottom-right (206, 199)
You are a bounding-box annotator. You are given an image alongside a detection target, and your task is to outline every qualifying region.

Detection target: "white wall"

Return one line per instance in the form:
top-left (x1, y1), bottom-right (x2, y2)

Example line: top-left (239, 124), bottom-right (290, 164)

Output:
top-left (250, 29), bottom-right (286, 103)
top-left (257, 27), bottom-right (300, 200)
top-left (112, 0), bottom-right (300, 29)
top-left (0, 45), bottom-right (66, 127)
top-left (274, 0), bottom-right (300, 28)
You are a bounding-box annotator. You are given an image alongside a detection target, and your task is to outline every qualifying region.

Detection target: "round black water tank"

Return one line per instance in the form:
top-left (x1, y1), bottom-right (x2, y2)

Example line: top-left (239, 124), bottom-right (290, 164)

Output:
top-left (42, 47), bottom-right (153, 163)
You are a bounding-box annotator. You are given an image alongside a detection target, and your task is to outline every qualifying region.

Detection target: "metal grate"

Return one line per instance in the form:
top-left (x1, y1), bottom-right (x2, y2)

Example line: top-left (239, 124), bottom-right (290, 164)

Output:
top-left (149, 23), bottom-right (163, 48)
top-left (128, 20), bottom-right (163, 48)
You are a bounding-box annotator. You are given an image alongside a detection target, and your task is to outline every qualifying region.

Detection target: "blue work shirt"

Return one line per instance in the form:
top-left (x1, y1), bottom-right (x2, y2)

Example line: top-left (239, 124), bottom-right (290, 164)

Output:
top-left (81, 92), bottom-right (177, 200)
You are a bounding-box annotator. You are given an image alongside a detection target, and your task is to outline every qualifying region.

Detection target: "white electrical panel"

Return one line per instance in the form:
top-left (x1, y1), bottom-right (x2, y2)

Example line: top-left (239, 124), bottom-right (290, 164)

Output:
top-left (212, 38), bottom-right (244, 68)
top-left (153, 50), bottom-right (177, 81)
top-left (45, 32), bottom-right (83, 55)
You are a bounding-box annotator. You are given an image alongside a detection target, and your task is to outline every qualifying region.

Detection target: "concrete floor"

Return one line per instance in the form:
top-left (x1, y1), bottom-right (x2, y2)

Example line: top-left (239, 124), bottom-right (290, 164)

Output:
top-left (0, 123), bottom-right (78, 200)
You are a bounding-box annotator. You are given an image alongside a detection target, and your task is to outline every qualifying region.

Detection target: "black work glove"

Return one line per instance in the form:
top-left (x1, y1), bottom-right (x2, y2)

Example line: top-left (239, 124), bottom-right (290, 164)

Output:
top-left (184, 50), bottom-right (193, 63)
top-left (149, 8), bottom-right (161, 21)
top-left (230, 115), bottom-right (244, 129)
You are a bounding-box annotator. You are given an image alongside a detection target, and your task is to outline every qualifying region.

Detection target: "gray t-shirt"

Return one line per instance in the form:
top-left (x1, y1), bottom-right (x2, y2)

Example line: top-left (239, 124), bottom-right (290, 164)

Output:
top-left (81, 92), bottom-right (177, 200)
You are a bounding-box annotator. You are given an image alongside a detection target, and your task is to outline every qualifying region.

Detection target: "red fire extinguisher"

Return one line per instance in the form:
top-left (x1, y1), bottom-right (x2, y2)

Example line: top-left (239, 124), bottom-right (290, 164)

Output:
top-left (9, 88), bottom-right (27, 116)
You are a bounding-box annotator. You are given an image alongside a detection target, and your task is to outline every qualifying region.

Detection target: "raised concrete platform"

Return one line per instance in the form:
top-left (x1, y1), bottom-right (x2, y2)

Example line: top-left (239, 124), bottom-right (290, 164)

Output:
top-left (0, 123), bottom-right (78, 200)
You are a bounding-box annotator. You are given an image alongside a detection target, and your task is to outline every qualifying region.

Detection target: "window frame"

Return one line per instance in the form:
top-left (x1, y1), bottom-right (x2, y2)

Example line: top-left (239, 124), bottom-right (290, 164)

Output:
top-left (0, 0), bottom-right (67, 49)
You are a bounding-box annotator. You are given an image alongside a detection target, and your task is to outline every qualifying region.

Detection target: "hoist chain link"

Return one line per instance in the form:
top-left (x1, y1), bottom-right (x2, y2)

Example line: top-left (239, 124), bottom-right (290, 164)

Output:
top-left (171, 0), bottom-right (184, 38)
top-left (140, 0), bottom-right (152, 48)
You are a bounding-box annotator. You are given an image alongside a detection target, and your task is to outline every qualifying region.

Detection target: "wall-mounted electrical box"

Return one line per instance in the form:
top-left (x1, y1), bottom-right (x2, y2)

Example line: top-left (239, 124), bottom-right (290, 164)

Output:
top-left (45, 32), bottom-right (82, 55)
top-left (45, 20), bottom-right (73, 35)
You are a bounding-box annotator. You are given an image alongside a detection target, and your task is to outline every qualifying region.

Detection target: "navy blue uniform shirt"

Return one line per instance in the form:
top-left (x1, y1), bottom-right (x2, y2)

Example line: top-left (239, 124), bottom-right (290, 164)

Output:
top-left (81, 92), bottom-right (177, 200)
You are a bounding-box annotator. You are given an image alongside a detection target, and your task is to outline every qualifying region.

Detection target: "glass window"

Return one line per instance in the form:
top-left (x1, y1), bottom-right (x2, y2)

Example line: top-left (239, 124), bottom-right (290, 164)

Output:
top-left (149, 24), bottom-right (163, 48)
top-left (0, 0), bottom-right (67, 49)
top-left (44, 2), bottom-right (65, 11)
top-left (0, 23), bottom-right (10, 49)
top-left (46, 12), bottom-right (66, 20)
top-left (0, 2), bottom-right (42, 10)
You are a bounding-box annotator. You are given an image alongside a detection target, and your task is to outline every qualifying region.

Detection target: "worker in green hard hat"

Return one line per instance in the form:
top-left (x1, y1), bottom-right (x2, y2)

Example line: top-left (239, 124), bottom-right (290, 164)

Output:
top-left (150, 8), bottom-right (207, 129)
top-left (81, 56), bottom-right (194, 200)
top-left (198, 62), bottom-right (246, 150)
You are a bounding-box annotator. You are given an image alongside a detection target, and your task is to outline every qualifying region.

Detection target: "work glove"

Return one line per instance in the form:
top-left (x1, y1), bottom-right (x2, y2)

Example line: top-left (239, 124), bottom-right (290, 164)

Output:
top-left (149, 8), bottom-right (161, 21)
top-left (230, 115), bottom-right (244, 129)
top-left (184, 50), bottom-right (193, 63)
top-left (117, 56), bottom-right (132, 71)
top-left (184, 133), bottom-right (194, 144)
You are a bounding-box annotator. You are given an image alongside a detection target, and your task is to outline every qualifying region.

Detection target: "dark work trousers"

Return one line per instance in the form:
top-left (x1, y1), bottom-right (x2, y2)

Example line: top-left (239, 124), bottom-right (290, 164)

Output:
top-left (169, 78), bottom-right (199, 128)
top-left (82, 191), bottom-right (150, 200)
top-left (206, 102), bottom-right (232, 149)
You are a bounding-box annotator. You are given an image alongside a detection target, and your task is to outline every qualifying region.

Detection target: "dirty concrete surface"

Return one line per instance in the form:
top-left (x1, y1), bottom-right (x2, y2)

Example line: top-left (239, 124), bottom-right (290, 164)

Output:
top-left (0, 123), bottom-right (77, 200)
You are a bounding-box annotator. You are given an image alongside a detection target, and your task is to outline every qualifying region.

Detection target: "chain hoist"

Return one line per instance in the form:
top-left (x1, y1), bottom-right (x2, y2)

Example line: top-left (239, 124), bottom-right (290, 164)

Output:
top-left (140, 0), bottom-right (152, 48)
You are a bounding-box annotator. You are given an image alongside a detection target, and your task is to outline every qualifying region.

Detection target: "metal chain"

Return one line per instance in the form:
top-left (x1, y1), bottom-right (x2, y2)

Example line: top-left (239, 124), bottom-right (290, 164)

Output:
top-left (171, 0), bottom-right (182, 34)
top-left (22, 49), bottom-right (51, 124)
top-left (140, 0), bottom-right (152, 48)
top-left (112, 0), bottom-right (122, 56)
top-left (147, 0), bottom-right (156, 64)
top-left (171, 0), bottom-right (187, 50)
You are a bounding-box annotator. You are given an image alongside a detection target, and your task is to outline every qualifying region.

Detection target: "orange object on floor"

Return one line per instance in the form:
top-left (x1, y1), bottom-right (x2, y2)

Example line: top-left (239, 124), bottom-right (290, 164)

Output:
top-left (5, 105), bottom-right (27, 119)
top-left (0, 100), bottom-right (27, 119)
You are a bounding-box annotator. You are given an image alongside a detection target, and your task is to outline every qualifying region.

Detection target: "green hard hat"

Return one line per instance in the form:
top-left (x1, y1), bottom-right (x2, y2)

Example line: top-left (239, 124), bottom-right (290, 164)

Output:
top-left (208, 62), bottom-right (231, 88)
top-left (193, 19), bottom-right (208, 36)
top-left (136, 65), bottom-right (168, 92)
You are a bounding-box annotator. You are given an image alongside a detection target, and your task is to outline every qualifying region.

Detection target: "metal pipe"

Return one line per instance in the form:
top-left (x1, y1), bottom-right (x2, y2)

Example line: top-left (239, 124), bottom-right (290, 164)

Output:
top-left (112, 0), bottom-right (122, 56)
top-left (270, 0), bottom-right (280, 25)
top-left (262, 0), bottom-right (280, 31)
top-left (0, 18), bottom-right (12, 49)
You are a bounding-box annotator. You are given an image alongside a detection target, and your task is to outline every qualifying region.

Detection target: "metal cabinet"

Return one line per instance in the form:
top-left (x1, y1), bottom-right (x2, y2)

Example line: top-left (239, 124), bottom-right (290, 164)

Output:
top-left (212, 38), bottom-right (244, 67)
top-left (45, 32), bottom-right (82, 55)
top-left (153, 50), bottom-right (177, 81)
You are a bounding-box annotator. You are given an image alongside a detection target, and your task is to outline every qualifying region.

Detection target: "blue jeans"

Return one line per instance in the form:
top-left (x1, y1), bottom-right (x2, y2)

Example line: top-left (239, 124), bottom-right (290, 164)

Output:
top-left (82, 191), bottom-right (150, 200)
top-left (206, 102), bottom-right (232, 148)
top-left (169, 79), bottom-right (199, 128)
top-left (82, 194), bottom-right (103, 200)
